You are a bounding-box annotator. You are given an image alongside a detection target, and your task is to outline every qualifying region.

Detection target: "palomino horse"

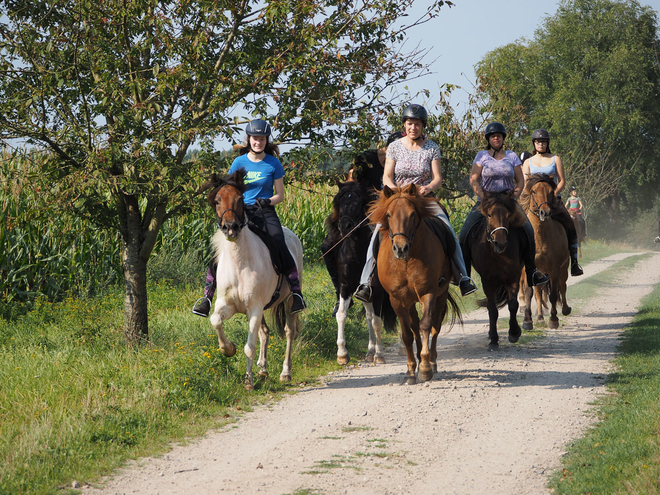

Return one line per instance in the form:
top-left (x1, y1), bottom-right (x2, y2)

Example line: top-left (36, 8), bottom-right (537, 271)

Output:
top-left (322, 180), bottom-right (396, 365)
top-left (370, 184), bottom-right (459, 384)
top-left (204, 170), bottom-right (301, 390)
top-left (463, 192), bottom-right (526, 349)
top-left (520, 175), bottom-right (571, 330)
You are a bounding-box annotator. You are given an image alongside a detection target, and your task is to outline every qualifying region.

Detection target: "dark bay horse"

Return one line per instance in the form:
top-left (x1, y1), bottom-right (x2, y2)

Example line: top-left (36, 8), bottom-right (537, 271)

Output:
top-left (322, 180), bottom-right (395, 365)
top-left (204, 170), bottom-right (301, 390)
top-left (570, 212), bottom-right (586, 257)
top-left (520, 176), bottom-right (571, 330)
top-left (370, 184), bottom-right (460, 384)
top-left (463, 192), bottom-right (526, 349)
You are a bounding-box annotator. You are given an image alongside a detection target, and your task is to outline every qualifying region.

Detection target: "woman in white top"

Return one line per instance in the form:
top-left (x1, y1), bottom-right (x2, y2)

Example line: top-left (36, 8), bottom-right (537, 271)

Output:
top-left (354, 104), bottom-right (477, 302)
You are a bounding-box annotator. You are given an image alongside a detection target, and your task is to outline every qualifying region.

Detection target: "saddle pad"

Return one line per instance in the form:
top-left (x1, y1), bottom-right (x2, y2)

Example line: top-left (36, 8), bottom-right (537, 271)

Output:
top-left (247, 222), bottom-right (285, 275)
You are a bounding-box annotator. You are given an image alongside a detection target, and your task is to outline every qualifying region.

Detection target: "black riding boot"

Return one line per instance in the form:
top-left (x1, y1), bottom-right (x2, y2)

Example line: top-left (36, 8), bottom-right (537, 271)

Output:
top-left (570, 243), bottom-right (583, 276)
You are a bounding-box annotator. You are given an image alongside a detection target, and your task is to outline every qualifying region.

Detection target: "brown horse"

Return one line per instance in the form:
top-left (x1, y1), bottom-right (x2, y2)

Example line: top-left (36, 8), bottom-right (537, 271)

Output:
top-left (570, 211), bottom-right (586, 258)
top-left (463, 192), bottom-right (527, 349)
top-left (520, 175), bottom-right (571, 330)
top-left (370, 184), bottom-right (460, 384)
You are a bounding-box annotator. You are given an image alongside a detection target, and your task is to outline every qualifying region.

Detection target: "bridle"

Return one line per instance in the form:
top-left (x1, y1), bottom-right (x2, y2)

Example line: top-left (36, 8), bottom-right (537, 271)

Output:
top-left (216, 184), bottom-right (247, 232)
top-left (388, 198), bottom-right (420, 245)
top-left (529, 186), bottom-right (552, 218)
top-left (487, 225), bottom-right (508, 244)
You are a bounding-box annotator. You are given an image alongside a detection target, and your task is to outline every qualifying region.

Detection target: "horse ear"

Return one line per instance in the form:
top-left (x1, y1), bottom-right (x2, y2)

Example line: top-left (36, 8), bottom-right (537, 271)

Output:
top-left (383, 185), bottom-right (395, 198)
top-left (405, 183), bottom-right (417, 196)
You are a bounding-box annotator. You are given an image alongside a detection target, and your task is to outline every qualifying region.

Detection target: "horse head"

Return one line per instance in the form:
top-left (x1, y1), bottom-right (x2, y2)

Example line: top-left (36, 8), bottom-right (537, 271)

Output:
top-left (206, 169), bottom-right (247, 242)
top-left (333, 180), bottom-right (369, 237)
top-left (374, 184), bottom-right (432, 260)
top-left (526, 174), bottom-right (556, 222)
top-left (480, 191), bottom-right (519, 254)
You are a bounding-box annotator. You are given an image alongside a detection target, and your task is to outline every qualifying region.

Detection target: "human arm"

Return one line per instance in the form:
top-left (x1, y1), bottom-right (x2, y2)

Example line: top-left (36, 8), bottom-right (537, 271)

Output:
top-left (469, 162), bottom-right (484, 199)
top-left (383, 156), bottom-right (397, 189)
top-left (418, 158), bottom-right (442, 196)
top-left (554, 155), bottom-right (566, 195)
top-left (578, 198), bottom-right (583, 210)
top-left (267, 177), bottom-right (285, 206)
top-left (513, 165), bottom-right (524, 200)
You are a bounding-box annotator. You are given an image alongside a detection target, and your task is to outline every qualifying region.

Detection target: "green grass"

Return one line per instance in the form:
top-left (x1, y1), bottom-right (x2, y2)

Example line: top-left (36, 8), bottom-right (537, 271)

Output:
top-left (0, 262), bottom-right (389, 495)
top-left (549, 280), bottom-right (660, 494)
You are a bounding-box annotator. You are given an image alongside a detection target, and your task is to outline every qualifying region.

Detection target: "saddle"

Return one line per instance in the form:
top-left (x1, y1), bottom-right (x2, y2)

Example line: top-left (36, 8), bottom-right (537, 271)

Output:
top-left (247, 222), bottom-right (287, 310)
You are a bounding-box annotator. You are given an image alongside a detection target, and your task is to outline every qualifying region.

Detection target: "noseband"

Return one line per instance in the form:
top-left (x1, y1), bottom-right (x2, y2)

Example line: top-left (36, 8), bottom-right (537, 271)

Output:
top-left (216, 184), bottom-right (247, 231)
top-left (530, 187), bottom-right (552, 217)
top-left (487, 226), bottom-right (508, 244)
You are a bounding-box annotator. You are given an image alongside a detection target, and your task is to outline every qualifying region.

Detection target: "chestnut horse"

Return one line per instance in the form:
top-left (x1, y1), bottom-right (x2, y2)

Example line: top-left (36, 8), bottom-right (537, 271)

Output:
top-left (520, 175), bottom-right (571, 330)
top-left (204, 170), bottom-right (301, 390)
top-left (370, 184), bottom-right (459, 384)
top-left (323, 180), bottom-right (396, 365)
top-left (463, 192), bottom-right (526, 349)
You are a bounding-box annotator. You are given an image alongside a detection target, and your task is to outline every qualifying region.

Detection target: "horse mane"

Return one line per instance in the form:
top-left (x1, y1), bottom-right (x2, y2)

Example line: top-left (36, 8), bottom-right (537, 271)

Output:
top-left (519, 174), bottom-right (556, 212)
top-left (325, 180), bottom-right (368, 233)
top-left (480, 191), bottom-right (527, 229)
top-left (369, 184), bottom-right (438, 233)
top-left (202, 168), bottom-right (247, 208)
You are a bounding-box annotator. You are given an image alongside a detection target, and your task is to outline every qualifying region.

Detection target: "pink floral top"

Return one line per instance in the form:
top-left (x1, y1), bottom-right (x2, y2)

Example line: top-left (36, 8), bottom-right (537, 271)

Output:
top-left (386, 139), bottom-right (441, 187)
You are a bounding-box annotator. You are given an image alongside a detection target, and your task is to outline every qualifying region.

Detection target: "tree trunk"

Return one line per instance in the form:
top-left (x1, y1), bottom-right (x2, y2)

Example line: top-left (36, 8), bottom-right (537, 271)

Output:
top-left (122, 233), bottom-right (149, 344)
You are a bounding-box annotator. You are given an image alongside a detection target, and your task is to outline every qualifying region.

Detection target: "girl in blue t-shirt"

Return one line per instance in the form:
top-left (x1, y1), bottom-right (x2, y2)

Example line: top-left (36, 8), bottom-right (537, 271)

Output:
top-left (192, 119), bottom-right (306, 316)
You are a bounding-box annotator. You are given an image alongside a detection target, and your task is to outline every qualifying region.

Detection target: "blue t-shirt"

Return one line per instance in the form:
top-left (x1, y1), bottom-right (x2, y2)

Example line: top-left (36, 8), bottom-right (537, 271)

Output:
top-left (228, 154), bottom-right (285, 205)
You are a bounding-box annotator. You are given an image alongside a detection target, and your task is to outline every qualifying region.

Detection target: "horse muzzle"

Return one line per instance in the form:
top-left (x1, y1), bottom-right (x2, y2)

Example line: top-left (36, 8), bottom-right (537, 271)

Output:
top-left (221, 222), bottom-right (243, 241)
top-left (538, 209), bottom-right (552, 222)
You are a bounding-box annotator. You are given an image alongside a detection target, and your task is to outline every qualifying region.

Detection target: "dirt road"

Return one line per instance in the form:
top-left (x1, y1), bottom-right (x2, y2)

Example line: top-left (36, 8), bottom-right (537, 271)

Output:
top-left (91, 251), bottom-right (660, 495)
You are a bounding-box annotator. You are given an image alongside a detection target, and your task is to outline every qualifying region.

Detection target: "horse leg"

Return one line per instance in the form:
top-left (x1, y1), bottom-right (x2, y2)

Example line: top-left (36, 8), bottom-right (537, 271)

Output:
top-left (430, 294), bottom-right (448, 374)
top-left (534, 285), bottom-right (545, 322)
top-left (410, 310), bottom-right (422, 364)
top-left (364, 302), bottom-right (385, 365)
top-left (548, 282), bottom-right (560, 329)
top-left (485, 292), bottom-right (500, 350)
top-left (335, 294), bottom-right (352, 365)
top-left (210, 303), bottom-right (237, 357)
top-left (280, 311), bottom-right (297, 383)
top-left (520, 270), bottom-right (534, 331)
top-left (417, 294), bottom-right (436, 382)
top-left (396, 305), bottom-right (417, 385)
top-left (560, 278), bottom-right (571, 316)
top-left (257, 317), bottom-right (270, 380)
top-left (507, 286), bottom-right (522, 343)
top-left (243, 312), bottom-right (263, 390)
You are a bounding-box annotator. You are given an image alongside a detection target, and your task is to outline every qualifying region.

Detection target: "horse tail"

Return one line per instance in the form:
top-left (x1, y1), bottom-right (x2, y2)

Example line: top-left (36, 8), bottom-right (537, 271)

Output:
top-left (443, 291), bottom-right (463, 329)
top-left (273, 301), bottom-right (287, 338)
top-left (476, 286), bottom-right (508, 309)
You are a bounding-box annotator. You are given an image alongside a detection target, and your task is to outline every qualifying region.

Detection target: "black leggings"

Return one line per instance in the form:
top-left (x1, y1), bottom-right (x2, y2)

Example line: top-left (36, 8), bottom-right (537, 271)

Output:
top-left (245, 205), bottom-right (297, 274)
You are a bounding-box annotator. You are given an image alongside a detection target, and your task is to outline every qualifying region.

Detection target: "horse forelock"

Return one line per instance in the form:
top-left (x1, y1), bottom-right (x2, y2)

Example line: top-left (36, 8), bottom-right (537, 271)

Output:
top-left (524, 173), bottom-right (556, 193)
top-left (369, 187), bottom-right (436, 233)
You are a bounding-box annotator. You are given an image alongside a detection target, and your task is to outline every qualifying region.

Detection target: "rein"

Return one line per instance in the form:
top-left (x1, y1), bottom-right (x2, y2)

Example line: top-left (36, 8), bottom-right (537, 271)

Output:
top-left (317, 211), bottom-right (374, 261)
top-left (218, 207), bottom-right (247, 229)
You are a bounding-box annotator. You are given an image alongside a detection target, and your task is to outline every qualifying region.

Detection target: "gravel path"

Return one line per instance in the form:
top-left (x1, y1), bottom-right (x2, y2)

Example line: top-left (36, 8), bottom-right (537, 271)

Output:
top-left (89, 251), bottom-right (660, 495)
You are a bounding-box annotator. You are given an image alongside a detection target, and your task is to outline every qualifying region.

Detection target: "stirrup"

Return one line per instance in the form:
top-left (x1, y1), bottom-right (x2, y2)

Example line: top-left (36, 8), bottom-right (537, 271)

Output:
top-left (192, 297), bottom-right (211, 317)
top-left (459, 276), bottom-right (477, 296)
top-left (354, 284), bottom-right (372, 303)
top-left (531, 270), bottom-right (549, 286)
top-left (571, 262), bottom-right (584, 276)
top-left (290, 292), bottom-right (306, 314)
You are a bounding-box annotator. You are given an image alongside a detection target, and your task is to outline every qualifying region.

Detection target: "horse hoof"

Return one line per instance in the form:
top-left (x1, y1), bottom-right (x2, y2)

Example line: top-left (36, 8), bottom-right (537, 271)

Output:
top-left (403, 375), bottom-right (416, 385)
top-left (536, 316), bottom-right (544, 322)
top-left (244, 382), bottom-right (254, 391)
top-left (549, 318), bottom-right (559, 330)
top-left (279, 374), bottom-right (291, 383)
top-left (418, 370), bottom-right (434, 382)
top-left (562, 306), bottom-right (572, 316)
top-left (365, 352), bottom-right (375, 363)
top-left (258, 370), bottom-right (269, 380)
top-left (522, 321), bottom-right (533, 331)
top-left (432, 363), bottom-right (438, 373)
top-left (508, 333), bottom-right (521, 344)
top-left (337, 354), bottom-right (350, 366)
top-left (488, 341), bottom-right (499, 351)
top-left (222, 342), bottom-right (237, 357)
top-left (374, 355), bottom-right (386, 365)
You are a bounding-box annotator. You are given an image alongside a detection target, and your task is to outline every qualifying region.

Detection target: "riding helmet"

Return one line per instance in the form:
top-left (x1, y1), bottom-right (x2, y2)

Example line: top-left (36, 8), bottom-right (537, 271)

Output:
top-left (484, 122), bottom-right (507, 140)
top-left (386, 131), bottom-right (405, 146)
top-left (531, 128), bottom-right (550, 142)
top-left (401, 104), bottom-right (428, 126)
top-left (245, 119), bottom-right (272, 137)
top-left (519, 151), bottom-right (532, 163)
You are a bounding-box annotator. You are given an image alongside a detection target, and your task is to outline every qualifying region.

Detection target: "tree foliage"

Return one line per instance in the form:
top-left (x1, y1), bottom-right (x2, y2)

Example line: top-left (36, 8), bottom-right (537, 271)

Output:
top-left (0, 0), bottom-right (452, 342)
top-left (474, 0), bottom-right (660, 217)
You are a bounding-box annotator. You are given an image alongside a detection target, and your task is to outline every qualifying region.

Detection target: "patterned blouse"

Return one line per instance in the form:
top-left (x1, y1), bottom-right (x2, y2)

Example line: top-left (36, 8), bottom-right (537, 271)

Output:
top-left (386, 139), bottom-right (441, 187)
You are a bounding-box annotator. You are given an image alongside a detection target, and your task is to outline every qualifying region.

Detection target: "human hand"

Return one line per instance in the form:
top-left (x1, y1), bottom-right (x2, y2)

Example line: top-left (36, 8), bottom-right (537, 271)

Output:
top-left (255, 198), bottom-right (271, 208)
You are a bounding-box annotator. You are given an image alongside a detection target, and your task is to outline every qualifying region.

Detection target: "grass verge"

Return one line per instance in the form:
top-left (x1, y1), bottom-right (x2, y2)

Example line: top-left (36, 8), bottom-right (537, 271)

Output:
top-left (0, 262), bottom-right (398, 495)
top-left (549, 275), bottom-right (660, 493)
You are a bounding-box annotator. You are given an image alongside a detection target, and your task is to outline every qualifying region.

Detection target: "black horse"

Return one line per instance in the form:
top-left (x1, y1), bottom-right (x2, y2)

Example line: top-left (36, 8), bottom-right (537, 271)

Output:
top-left (321, 180), bottom-right (395, 364)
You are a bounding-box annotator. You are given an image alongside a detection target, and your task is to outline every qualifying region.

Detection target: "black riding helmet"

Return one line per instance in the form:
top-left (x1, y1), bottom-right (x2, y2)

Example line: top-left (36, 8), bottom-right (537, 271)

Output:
top-left (531, 128), bottom-right (552, 153)
top-left (484, 122), bottom-right (507, 140)
top-left (245, 119), bottom-right (272, 137)
top-left (401, 104), bottom-right (428, 127)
